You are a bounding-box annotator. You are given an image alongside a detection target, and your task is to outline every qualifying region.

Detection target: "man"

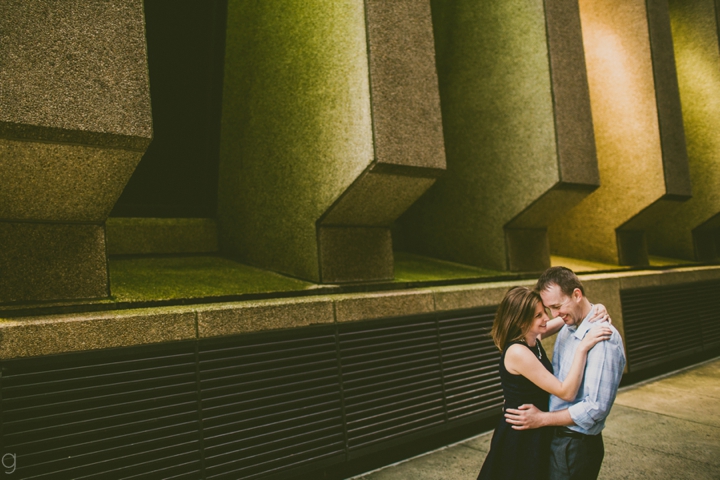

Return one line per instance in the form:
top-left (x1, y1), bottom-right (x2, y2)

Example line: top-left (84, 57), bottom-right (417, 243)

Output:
top-left (505, 266), bottom-right (626, 480)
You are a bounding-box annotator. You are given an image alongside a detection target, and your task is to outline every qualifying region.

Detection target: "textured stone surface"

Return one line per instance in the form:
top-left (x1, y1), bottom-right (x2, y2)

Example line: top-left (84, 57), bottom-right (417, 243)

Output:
top-left (353, 441), bottom-right (487, 480)
top-left (109, 256), bottom-right (311, 303)
top-left (549, 0), bottom-right (691, 266)
top-left (605, 405), bottom-right (720, 466)
top-left (106, 217), bottom-right (219, 255)
top-left (0, 0), bottom-right (152, 303)
top-left (432, 281), bottom-right (532, 312)
top-left (599, 437), bottom-right (719, 480)
top-left (3, 267), bottom-right (720, 356)
top-left (544, 0), bottom-right (601, 186)
top-left (218, 0), bottom-right (373, 282)
top-left (397, 0), bottom-right (597, 272)
top-left (646, 0), bottom-right (692, 198)
top-left (394, 252), bottom-right (504, 282)
top-left (582, 276), bottom-right (625, 339)
top-left (604, 404), bottom-right (720, 467)
top-left (0, 139), bottom-right (143, 222)
top-left (643, 0), bottom-right (720, 260)
top-left (334, 290), bottom-right (435, 323)
top-left (505, 228), bottom-right (551, 272)
top-left (617, 265), bottom-right (720, 289)
top-left (647, 359), bottom-right (720, 398)
top-left (615, 378), bottom-right (720, 427)
top-left (218, 0), bottom-right (443, 283)
top-left (364, 0), bottom-right (445, 170)
top-left (196, 297), bottom-right (335, 338)
top-left (320, 172), bottom-right (437, 227)
top-left (318, 226), bottom-right (394, 283)
top-left (460, 433), bottom-right (493, 454)
top-left (0, 0), bottom-right (152, 145)
top-left (317, 172), bottom-right (436, 282)
top-left (0, 223), bottom-right (108, 303)
top-left (0, 308), bottom-right (196, 359)
top-left (551, 255), bottom-right (632, 273)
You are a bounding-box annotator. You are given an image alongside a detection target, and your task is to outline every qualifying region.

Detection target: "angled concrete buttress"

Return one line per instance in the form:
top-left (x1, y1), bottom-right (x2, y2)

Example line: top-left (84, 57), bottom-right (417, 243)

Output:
top-left (641, 0), bottom-right (720, 261)
top-left (549, 0), bottom-right (693, 266)
top-left (395, 0), bottom-right (599, 272)
top-left (218, 0), bottom-right (445, 283)
top-left (0, 0), bottom-right (152, 303)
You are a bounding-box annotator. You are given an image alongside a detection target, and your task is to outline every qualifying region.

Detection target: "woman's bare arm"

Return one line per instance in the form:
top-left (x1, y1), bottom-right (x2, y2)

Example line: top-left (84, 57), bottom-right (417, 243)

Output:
top-left (504, 326), bottom-right (611, 401)
top-left (543, 317), bottom-right (565, 337)
top-left (541, 304), bottom-right (610, 340)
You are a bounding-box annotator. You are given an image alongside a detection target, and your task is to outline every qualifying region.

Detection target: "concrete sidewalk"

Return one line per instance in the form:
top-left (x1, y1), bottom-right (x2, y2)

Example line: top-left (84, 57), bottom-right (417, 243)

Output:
top-left (351, 357), bottom-right (720, 480)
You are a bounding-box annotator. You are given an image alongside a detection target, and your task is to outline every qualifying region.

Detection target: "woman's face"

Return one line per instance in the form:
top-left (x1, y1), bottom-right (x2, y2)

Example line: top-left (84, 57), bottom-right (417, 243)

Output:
top-left (527, 301), bottom-right (549, 339)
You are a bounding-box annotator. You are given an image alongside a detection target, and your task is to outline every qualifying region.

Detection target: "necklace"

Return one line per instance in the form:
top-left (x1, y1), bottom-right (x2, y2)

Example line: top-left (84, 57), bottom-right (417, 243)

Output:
top-left (521, 339), bottom-right (542, 360)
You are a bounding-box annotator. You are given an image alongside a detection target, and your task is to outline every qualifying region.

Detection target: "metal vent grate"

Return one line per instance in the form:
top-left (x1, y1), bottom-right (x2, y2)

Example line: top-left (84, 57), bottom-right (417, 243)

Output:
top-left (0, 306), bottom-right (502, 479)
top-left (198, 326), bottom-right (345, 480)
top-left (338, 315), bottom-right (446, 452)
top-left (621, 279), bottom-right (720, 371)
top-left (1, 342), bottom-right (202, 480)
top-left (697, 282), bottom-right (720, 349)
top-left (438, 310), bottom-right (502, 421)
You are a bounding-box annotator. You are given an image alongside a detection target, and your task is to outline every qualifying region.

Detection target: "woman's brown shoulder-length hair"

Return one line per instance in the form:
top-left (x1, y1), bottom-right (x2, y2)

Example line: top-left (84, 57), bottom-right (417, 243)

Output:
top-left (491, 286), bottom-right (542, 352)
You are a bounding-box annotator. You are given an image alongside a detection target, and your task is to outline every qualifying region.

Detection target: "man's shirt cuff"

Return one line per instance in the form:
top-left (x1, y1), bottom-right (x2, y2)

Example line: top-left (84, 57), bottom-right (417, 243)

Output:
top-left (568, 402), bottom-right (596, 430)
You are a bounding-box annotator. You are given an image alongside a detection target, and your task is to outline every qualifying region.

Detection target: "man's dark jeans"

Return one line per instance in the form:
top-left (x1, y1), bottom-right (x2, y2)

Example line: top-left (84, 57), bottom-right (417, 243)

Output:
top-left (549, 428), bottom-right (604, 480)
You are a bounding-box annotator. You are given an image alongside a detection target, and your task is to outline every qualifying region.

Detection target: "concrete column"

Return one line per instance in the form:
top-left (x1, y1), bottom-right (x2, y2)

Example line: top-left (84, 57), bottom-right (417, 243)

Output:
top-left (218, 0), bottom-right (445, 283)
top-left (549, 0), bottom-right (692, 266)
top-left (640, 0), bottom-right (720, 261)
top-left (0, 0), bottom-right (152, 303)
top-left (396, 0), bottom-right (599, 272)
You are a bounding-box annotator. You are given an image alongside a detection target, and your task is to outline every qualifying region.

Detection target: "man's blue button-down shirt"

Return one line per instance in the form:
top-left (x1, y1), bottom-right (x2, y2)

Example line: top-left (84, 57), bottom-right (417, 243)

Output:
top-left (549, 307), bottom-right (626, 435)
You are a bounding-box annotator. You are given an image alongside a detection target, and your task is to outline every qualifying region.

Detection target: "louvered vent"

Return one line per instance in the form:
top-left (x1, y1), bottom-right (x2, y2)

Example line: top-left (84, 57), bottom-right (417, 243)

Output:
top-left (0, 306), bottom-right (502, 479)
top-left (1, 342), bottom-right (202, 480)
top-left (338, 315), bottom-right (446, 453)
top-left (198, 326), bottom-right (345, 480)
top-left (621, 279), bottom-right (720, 372)
top-left (438, 310), bottom-right (502, 421)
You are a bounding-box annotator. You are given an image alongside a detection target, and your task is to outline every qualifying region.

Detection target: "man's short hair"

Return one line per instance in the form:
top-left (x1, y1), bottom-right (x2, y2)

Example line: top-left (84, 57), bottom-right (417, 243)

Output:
top-left (536, 266), bottom-right (585, 297)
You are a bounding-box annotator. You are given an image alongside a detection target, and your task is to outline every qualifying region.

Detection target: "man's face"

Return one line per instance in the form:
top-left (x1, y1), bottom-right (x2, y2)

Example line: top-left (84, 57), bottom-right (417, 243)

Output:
top-left (540, 284), bottom-right (583, 326)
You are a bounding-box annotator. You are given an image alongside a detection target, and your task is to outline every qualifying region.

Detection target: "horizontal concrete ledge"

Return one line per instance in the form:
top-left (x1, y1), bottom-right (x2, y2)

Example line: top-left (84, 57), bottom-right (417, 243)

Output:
top-left (2, 266), bottom-right (720, 360)
top-left (334, 290), bottom-right (436, 323)
top-left (0, 307), bottom-right (197, 360)
top-left (196, 297), bottom-right (336, 338)
top-left (576, 265), bottom-right (720, 289)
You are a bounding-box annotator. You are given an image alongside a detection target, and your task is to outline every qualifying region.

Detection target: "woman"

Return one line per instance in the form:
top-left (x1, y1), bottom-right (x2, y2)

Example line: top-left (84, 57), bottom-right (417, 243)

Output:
top-left (477, 286), bottom-right (612, 480)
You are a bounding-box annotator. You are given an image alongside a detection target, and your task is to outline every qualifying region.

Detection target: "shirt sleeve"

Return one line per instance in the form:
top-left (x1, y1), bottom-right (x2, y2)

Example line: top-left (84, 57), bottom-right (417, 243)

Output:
top-left (567, 330), bottom-right (626, 430)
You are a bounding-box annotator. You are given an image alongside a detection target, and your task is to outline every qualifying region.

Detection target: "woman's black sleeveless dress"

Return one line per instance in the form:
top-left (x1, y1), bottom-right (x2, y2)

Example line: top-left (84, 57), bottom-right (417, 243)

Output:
top-left (477, 340), bottom-right (553, 480)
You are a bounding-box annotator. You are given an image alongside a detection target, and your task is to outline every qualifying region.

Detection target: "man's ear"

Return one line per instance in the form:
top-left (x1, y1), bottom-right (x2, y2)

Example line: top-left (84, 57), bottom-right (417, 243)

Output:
top-left (572, 288), bottom-right (583, 301)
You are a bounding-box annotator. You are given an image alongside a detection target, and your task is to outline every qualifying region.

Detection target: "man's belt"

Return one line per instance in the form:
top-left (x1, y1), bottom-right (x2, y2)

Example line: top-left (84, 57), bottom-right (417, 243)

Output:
top-left (554, 427), bottom-right (588, 439)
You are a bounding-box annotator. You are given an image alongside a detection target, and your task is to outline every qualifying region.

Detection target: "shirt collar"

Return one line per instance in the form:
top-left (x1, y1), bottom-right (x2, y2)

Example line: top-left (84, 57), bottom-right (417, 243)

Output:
top-left (571, 303), bottom-right (595, 340)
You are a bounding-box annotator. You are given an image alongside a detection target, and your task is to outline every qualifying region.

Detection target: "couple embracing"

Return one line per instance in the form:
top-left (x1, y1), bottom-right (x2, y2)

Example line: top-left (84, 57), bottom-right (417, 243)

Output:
top-left (478, 267), bottom-right (626, 480)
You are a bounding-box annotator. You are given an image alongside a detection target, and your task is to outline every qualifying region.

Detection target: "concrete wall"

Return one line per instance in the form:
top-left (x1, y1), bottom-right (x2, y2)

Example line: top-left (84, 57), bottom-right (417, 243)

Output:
top-left (0, 0), bottom-right (152, 303)
top-left (217, 0), bottom-right (445, 284)
top-left (643, 0), bottom-right (720, 261)
top-left (549, 0), bottom-right (692, 266)
top-left (396, 0), bottom-right (599, 273)
top-left (3, 0), bottom-right (718, 304)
